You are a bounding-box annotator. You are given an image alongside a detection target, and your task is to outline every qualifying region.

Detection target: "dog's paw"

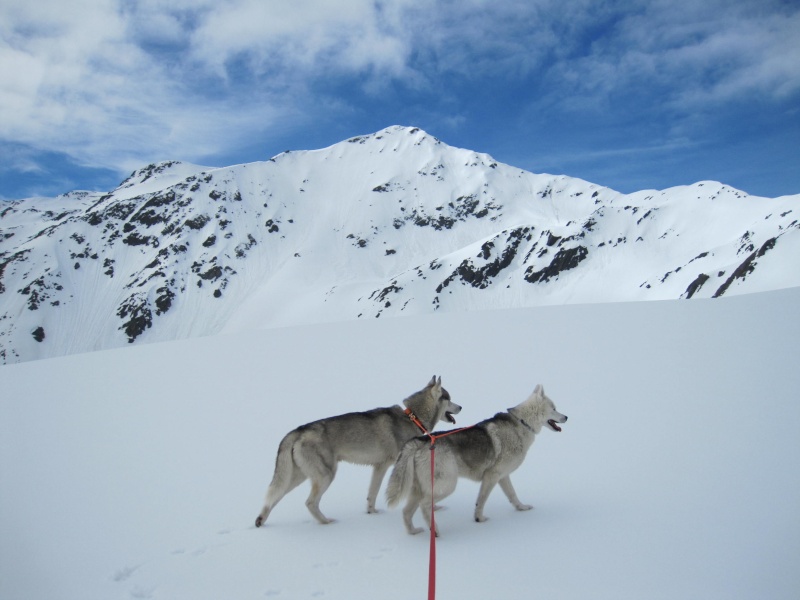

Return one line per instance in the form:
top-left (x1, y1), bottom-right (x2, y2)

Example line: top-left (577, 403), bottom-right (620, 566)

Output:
top-left (409, 527), bottom-right (424, 535)
top-left (516, 504), bottom-right (534, 511)
top-left (367, 507), bottom-right (380, 514)
top-left (474, 515), bottom-right (489, 523)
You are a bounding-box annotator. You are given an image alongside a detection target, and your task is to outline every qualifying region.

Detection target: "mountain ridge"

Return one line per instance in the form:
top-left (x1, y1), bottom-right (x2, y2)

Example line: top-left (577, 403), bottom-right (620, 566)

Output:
top-left (1, 125), bottom-right (798, 363)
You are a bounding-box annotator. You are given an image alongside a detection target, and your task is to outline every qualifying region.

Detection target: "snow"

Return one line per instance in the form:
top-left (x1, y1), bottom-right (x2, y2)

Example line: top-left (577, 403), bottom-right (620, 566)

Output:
top-left (2, 286), bottom-right (799, 599)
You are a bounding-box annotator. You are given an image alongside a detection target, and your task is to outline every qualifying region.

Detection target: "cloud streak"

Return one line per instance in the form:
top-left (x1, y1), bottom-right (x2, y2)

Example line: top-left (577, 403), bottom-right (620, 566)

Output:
top-left (576, 1), bottom-right (800, 106)
top-left (0, 0), bottom-right (798, 197)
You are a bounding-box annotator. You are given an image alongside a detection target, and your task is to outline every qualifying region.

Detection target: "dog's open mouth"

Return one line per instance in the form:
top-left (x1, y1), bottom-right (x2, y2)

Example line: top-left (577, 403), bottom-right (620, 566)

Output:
top-left (547, 419), bottom-right (562, 432)
top-left (446, 412), bottom-right (457, 424)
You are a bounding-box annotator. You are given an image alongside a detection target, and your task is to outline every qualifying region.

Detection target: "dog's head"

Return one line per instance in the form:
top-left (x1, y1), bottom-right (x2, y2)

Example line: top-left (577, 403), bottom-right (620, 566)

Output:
top-left (404, 375), bottom-right (462, 428)
top-left (512, 384), bottom-right (568, 433)
top-left (438, 384), bottom-right (461, 425)
top-left (545, 402), bottom-right (568, 432)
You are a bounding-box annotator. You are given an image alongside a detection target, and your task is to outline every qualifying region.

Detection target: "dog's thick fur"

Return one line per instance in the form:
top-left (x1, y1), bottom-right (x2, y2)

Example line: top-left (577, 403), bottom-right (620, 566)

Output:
top-left (385, 384), bottom-right (567, 535)
top-left (254, 376), bottom-right (461, 526)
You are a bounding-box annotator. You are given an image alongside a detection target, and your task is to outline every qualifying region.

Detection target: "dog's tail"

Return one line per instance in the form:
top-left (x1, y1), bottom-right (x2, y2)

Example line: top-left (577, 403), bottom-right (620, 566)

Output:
top-left (386, 440), bottom-right (419, 507)
top-left (255, 430), bottom-right (301, 527)
top-left (266, 431), bottom-right (300, 500)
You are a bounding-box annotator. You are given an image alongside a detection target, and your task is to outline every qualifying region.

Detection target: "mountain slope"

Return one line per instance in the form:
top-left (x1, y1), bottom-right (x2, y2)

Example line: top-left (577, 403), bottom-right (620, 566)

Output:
top-left (1, 126), bottom-right (798, 363)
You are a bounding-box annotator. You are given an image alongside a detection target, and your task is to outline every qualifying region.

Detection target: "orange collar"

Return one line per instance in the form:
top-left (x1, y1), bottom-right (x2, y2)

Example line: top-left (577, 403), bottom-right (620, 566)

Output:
top-left (404, 407), bottom-right (429, 434)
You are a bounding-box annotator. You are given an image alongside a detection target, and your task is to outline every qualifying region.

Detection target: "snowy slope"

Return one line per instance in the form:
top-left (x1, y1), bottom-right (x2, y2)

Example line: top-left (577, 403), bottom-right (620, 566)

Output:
top-left (1, 126), bottom-right (799, 364)
top-left (1, 288), bottom-right (798, 600)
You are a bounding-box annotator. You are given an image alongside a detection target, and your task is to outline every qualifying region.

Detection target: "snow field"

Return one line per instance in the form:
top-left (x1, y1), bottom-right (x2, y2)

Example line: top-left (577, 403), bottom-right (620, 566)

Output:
top-left (1, 287), bottom-right (799, 599)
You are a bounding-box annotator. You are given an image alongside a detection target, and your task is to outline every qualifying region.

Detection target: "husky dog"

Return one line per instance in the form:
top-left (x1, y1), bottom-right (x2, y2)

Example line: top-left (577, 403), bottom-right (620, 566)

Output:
top-left (386, 384), bottom-right (567, 535)
top-left (255, 376), bottom-right (461, 527)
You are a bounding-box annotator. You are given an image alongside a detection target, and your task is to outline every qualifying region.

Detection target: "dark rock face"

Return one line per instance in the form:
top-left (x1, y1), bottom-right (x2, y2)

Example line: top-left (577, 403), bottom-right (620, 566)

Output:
top-left (713, 237), bottom-right (777, 298)
top-left (524, 246), bottom-right (589, 284)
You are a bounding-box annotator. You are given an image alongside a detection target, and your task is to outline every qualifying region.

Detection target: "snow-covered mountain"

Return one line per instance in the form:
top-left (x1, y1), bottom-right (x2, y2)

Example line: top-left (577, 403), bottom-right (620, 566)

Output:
top-left (1, 125), bottom-right (798, 363)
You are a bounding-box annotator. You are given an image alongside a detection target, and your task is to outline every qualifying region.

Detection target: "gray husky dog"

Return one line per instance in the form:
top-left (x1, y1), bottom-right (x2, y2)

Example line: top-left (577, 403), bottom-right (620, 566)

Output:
top-left (255, 376), bottom-right (461, 527)
top-left (386, 384), bottom-right (567, 535)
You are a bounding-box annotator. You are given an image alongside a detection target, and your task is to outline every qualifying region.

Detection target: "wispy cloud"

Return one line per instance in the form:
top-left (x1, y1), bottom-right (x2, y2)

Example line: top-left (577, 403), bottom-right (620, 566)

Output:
top-left (544, 0), bottom-right (800, 108)
top-left (185, 0), bottom-right (414, 78)
top-left (0, 0), bottom-right (798, 196)
top-left (0, 0), bottom-right (430, 173)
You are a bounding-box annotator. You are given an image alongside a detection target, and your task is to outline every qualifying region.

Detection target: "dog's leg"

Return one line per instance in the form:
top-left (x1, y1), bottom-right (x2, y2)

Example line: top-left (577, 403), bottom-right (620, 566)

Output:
top-left (498, 476), bottom-right (533, 511)
top-left (402, 490), bottom-right (425, 535)
top-left (255, 448), bottom-right (308, 527)
top-left (255, 506), bottom-right (271, 528)
top-left (256, 470), bottom-right (306, 526)
top-left (474, 475), bottom-right (501, 522)
top-left (419, 494), bottom-right (440, 537)
top-left (294, 441), bottom-right (337, 524)
top-left (366, 461), bottom-right (392, 514)
top-left (305, 473), bottom-right (336, 524)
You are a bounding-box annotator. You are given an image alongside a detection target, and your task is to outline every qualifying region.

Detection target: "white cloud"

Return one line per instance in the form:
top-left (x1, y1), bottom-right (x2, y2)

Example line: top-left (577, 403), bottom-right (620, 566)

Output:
top-left (0, 0), bottom-right (289, 170)
top-left (182, 0), bottom-right (419, 81)
top-left (0, 0), bottom-right (439, 174)
top-left (548, 0), bottom-right (800, 110)
top-left (0, 0), bottom-right (797, 182)
top-left (671, 11), bottom-right (800, 105)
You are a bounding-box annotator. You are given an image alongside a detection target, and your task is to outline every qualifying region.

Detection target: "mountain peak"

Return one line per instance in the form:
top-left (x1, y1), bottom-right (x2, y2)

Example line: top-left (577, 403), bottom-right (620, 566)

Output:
top-left (117, 160), bottom-right (211, 192)
top-left (347, 124), bottom-right (436, 142)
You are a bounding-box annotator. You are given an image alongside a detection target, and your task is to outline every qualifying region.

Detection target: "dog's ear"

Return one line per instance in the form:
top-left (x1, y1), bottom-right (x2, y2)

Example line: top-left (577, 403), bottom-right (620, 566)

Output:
top-left (432, 378), bottom-right (443, 400)
top-left (534, 384), bottom-right (544, 396)
top-left (428, 375), bottom-right (442, 398)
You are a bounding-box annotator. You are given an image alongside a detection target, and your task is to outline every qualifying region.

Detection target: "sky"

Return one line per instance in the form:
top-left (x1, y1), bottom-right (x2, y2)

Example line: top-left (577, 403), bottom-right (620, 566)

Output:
top-left (1, 0), bottom-right (799, 201)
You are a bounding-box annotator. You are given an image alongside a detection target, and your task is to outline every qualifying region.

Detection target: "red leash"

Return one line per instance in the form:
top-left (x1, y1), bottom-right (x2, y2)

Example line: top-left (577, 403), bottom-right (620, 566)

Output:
top-left (428, 441), bottom-right (437, 600)
top-left (405, 409), bottom-right (471, 600)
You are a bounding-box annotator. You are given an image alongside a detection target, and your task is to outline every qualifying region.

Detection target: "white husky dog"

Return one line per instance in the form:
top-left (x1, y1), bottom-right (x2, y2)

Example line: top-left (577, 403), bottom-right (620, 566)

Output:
top-left (386, 384), bottom-right (567, 535)
top-left (255, 376), bottom-right (461, 526)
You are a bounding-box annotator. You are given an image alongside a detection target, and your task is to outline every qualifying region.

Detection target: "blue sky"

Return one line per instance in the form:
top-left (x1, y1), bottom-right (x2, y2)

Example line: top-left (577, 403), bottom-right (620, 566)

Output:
top-left (1, 0), bottom-right (799, 200)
